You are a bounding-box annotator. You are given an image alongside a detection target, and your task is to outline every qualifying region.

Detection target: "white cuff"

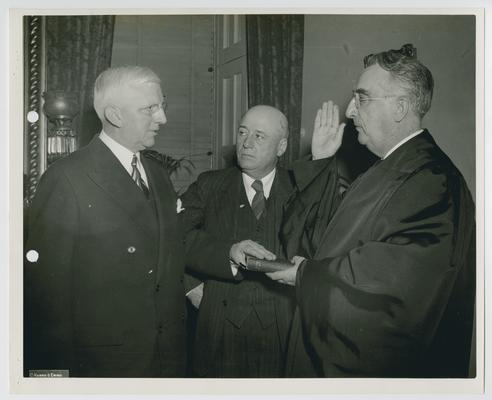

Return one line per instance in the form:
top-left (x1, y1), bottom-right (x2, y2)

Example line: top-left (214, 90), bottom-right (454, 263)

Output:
top-left (186, 282), bottom-right (204, 296)
top-left (230, 260), bottom-right (239, 276)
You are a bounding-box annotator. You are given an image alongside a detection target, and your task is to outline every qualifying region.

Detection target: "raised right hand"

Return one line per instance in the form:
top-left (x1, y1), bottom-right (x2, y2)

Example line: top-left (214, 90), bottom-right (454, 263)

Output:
top-left (311, 101), bottom-right (346, 160)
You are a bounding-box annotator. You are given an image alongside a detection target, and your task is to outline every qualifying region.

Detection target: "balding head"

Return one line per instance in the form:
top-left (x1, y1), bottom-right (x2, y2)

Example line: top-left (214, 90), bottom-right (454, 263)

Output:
top-left (245, 105), bottom-right (289, 139)
top-left (236, 105), bottom-right (289, 179)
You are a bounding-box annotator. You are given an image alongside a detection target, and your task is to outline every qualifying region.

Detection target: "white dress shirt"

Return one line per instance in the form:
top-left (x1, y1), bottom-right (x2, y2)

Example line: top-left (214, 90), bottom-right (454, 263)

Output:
top-left (383, 129), bottom-right (424, 160)
top-left (99, 130), bottom-right (149, 186)
top-left (241, 168), bottom-right (276, 204)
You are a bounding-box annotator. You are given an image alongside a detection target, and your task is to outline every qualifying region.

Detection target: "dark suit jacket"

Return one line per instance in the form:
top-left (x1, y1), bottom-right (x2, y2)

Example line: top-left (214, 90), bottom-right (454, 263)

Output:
top-left (289, 130), bottom-right (476, 377)
top-left (181, 166), bottom-right (296, 376)
top-left (24, 137), bottom-right (187, 377)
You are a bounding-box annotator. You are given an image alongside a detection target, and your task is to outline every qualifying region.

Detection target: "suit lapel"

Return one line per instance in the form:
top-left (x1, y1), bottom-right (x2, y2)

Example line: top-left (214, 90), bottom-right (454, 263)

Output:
top-left (217, 168), bottom-right (243, 237)
top-left (142, 155), bottom-right (179, 283)
top-left (86, 138), bottom-right (156, 237)
top-left (141, 154), bottom-right (177, 234)
top-left (271, 168), bottom-right (294, 207)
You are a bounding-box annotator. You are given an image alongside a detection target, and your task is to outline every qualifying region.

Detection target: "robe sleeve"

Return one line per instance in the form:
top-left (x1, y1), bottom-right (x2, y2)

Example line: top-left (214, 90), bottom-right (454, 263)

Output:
top-left (281, 156), bottom-right (342, 260)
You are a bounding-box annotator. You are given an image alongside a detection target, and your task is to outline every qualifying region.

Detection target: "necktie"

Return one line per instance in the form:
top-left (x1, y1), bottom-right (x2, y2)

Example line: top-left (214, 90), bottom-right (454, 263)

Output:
top-left (131, 154), bottom-right (150, 198)
top-left (251, 179), bottom-right (266, 219)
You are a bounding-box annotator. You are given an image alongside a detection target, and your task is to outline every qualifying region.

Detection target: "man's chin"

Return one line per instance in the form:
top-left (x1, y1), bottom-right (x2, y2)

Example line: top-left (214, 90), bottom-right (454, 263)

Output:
top-left (144, 138), bottom-right (156, 148)
top-left (238, 154), bottom-right (255, 166)
top-left (357, 131), bottom-right (366, 145)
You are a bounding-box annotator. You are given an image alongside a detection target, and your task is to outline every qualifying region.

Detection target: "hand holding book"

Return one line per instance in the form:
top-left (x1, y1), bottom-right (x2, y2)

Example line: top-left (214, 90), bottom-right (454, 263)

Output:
top-left (242, 256), bottom-right (295, 273)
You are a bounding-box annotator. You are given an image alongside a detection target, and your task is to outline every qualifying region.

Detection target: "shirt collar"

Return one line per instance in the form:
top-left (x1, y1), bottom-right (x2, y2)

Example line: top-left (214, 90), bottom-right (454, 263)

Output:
top-left (242, 168), bottom-right (277, 201)
top-left (382, 129), bottom-right (424, 160)
top-left (99, 131), bottom-right (146, 181)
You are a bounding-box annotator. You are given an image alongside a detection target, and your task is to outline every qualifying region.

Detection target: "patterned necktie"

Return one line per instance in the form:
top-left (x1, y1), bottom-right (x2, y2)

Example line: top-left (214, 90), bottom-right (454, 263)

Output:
top-left (251, 179), bottom-right (266, 219)
top-left (131, 154), bottom-right (150, 198)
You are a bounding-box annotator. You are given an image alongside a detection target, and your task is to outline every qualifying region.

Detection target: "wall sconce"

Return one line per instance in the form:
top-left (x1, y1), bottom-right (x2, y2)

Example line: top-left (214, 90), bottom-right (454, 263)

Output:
top-left (42, 90), bottom-right (79, 164)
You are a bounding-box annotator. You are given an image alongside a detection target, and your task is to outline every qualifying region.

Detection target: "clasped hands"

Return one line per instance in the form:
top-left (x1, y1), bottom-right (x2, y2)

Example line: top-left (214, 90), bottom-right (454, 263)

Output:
top-left (230, 240), bottom-right (305, 286)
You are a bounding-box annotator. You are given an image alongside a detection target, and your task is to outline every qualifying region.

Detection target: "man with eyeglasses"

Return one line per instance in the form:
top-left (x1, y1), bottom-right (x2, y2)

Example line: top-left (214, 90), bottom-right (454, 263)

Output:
top-left (24, 66), bottom-right (188, 377)
top-left (268, 44), bottom-right (476, 378)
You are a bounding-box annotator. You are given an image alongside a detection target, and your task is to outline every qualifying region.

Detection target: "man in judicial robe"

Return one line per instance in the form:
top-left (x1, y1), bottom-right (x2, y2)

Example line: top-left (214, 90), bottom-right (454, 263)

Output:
top-left (268, 44), bottom-right (476, 378)
top-left (24, 66), bottom-right (187, 377)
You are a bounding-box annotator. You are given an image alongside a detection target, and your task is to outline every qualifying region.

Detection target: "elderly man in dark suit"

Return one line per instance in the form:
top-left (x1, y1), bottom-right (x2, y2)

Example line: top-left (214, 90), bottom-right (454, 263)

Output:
top-left (24, 66), bottom-right (187, 377)
top-left (269, 44), bottom-right (476, 378)
top-left (182, 105), bottom-right (299, 377)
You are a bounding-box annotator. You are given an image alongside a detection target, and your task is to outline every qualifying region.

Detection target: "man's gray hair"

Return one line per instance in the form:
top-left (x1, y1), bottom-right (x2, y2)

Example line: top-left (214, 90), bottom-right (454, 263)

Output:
top-left (93, 66), bottom-right (161, 120)
top-left (364, 44), bottom-right (434, 119)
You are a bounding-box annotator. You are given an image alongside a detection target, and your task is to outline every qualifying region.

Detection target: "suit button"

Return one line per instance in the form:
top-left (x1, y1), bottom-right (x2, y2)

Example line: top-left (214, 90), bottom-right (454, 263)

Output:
top-left (222, 300), bottom-right (227, 307)
top-left (155, 284), bottom-right (160, 292)
top-left (158, 324), bottom-right (163, 334)
top-left (127, 246), bottom-right (136, 253)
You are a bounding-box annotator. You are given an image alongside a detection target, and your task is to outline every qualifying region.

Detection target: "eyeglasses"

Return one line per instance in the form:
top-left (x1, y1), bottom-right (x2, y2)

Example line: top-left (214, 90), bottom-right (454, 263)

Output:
top-left (139, 99), bottom-right (168, 115)
top-left (352, 91), bottom-right (399, 110)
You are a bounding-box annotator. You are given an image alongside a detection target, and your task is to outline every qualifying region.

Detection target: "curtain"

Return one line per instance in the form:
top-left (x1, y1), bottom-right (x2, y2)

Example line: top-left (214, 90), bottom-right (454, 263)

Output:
top-left (46, 16), bottom-right (115, 147)
top-left (246, 15), bottom-right (304, 166)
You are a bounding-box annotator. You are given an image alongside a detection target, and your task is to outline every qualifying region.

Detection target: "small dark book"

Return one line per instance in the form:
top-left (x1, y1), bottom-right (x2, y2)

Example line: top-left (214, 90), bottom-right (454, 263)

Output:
top-left (243, 256), bottom-right (294, 273)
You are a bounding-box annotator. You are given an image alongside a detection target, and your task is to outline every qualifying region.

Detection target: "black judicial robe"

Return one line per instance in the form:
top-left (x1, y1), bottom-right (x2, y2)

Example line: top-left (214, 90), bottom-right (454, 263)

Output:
top-left (284, 130), bottom-right (476, 377)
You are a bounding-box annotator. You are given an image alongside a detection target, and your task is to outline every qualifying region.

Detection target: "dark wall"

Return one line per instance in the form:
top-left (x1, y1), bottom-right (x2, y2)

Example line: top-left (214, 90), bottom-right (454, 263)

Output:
top-left (301, 15), bottom-right (476, 198)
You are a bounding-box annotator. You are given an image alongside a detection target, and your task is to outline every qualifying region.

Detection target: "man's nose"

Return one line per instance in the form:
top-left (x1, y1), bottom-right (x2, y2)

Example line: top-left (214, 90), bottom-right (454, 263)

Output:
top-left (154, 109), bottom-right (167, 125)
top-left (345, 97), bottom-right (357, 119)
top-left (243, 134), bottom-right (254, 148)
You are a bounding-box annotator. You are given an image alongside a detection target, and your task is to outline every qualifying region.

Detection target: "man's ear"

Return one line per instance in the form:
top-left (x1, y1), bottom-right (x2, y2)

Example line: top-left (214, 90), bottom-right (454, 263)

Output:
top-left (277, 138), bottom-right (288, 157)
top-left (394, 96), bottom-right (410, 123)
top-left (104, 106), bottom-right (123, 128)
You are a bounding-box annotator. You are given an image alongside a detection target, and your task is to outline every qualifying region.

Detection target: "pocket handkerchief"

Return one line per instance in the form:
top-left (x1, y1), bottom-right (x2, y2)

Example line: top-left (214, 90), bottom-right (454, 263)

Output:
top-left (176, 198), bottom-right (185, 213)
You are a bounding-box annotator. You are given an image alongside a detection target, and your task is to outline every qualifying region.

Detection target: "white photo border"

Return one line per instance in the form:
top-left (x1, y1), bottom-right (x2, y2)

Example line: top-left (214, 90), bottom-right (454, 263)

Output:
top-left (7, 4), bottom-right (486, 396)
